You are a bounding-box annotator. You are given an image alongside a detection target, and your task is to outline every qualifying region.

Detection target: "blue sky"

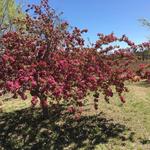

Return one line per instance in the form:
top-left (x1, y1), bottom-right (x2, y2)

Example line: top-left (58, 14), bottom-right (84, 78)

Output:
top-left (17, 0), bottom-right (150, 45)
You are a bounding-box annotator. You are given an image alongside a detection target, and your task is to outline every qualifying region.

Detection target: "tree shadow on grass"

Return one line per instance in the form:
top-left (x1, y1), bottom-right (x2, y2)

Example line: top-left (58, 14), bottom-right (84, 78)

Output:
top-left (0, 106), bottom-right (132, 150)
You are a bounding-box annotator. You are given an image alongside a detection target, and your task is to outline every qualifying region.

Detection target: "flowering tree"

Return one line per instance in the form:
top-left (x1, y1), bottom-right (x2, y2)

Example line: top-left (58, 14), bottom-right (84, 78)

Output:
top-left (0, 0), bottom-right (146, 118)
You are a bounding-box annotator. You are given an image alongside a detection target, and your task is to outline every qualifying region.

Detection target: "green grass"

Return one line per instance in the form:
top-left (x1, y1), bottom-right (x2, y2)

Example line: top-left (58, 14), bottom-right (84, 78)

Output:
top-left (0, 81), bottom-right (150, 150)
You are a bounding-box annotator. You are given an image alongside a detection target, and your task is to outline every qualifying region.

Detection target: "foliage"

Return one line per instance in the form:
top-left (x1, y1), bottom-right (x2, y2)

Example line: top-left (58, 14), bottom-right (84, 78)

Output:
top-left (0, 0), bottom-right (149, 118)
top-left (139, 18), bottom-right (150, 30)
top-left (135, 43), bottom-right (150, 79)
top-left (0, 0), bottom-right (24, 35)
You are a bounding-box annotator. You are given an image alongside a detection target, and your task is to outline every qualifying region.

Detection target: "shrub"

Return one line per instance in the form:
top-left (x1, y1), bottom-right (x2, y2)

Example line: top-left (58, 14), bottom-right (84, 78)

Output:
top-left (0, 0), bottom-right (147, 118)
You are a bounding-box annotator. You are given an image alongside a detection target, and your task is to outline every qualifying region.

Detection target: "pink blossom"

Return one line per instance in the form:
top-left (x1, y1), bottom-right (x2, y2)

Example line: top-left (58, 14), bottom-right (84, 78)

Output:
top-left (31, 96), bottom-right (38, 106)
top-left (67, 105), bottom-right (75, 113)
top-left (31, 80), bottom-right (37, 87)
top-left (53, 86), bottom-right (63, 97)
top-left (20, 94), bottom-right (27, 100)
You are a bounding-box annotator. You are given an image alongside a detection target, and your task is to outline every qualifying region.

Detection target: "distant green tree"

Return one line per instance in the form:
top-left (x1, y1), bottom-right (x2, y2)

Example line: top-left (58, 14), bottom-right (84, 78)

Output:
top-left (138, 18), bottom-right (150, 60)
top-left (139, 18), bottom-right (150, 28)
top-left (0, 0), bottom-right (24, 34)
top-left (139, 18), bottom-right (150, 41)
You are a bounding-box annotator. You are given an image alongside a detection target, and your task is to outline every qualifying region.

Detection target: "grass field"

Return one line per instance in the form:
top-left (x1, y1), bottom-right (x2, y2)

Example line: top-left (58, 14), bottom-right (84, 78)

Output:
top-left (0, 81), bottom-right (150, 150)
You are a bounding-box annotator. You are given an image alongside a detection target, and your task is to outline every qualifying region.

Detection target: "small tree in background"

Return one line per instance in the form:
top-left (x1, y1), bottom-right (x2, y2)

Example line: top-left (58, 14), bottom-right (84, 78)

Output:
top-left (137, 18), bottom-right (150, 60)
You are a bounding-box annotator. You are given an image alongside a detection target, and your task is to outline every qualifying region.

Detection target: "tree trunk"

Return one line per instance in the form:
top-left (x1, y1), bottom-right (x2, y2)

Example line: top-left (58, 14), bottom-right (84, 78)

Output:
top-left (142, 52), bottom-right (145, 61)
top-left (40, 99), bottom-right (49, 119)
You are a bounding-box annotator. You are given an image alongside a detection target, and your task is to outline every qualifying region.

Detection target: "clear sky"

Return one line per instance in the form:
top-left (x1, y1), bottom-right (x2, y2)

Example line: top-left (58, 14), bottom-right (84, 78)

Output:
top-left (17, 0), bottom-right (150, 45)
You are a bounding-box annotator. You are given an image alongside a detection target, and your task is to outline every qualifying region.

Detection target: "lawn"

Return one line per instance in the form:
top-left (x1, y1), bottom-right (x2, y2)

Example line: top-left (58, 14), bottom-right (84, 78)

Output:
top-left (0, 81), bottom-right (150, 150)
